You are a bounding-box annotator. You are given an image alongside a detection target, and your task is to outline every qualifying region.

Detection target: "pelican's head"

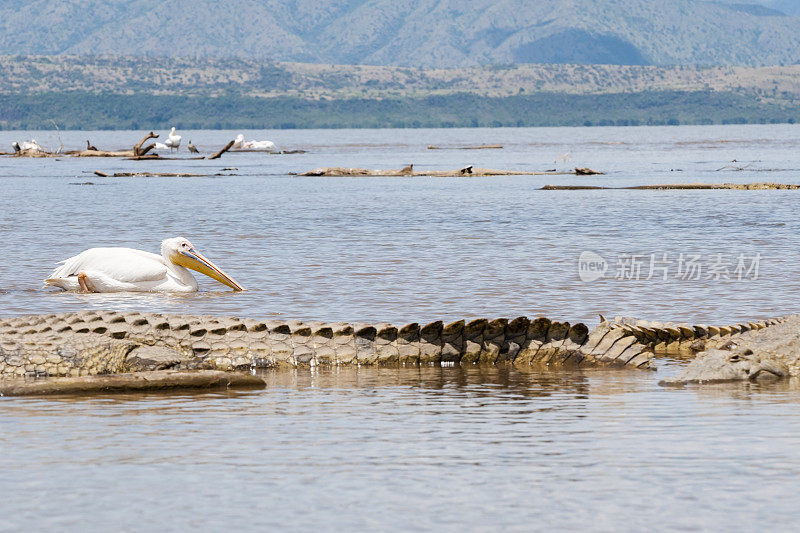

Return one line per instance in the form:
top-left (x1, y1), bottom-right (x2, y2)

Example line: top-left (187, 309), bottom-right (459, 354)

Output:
top-left (170, 127), bottom-right (176, 135)
top-left (162, 236), bottom-right (245, 291)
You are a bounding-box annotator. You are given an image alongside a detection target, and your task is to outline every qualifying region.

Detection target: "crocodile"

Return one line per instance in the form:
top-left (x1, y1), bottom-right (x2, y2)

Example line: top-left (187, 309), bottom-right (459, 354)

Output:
top-left (661, 314), bottom-right (800, 385)
top-left (0, 310), bottom-right (789, 381)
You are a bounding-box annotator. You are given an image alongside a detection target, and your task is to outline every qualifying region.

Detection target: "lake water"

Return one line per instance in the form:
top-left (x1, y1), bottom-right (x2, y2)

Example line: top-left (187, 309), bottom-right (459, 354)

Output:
top-left (1, 125), bottom-right (799, 530)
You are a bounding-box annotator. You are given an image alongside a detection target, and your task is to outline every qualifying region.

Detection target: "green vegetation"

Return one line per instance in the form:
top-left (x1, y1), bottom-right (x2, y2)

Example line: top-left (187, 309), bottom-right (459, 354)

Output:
top-left (3, 56), bottom-right (800, 130)
top-left (8, 56), bottom-right (800, 101)
top-left (2, 90), bottom-right (798, 130)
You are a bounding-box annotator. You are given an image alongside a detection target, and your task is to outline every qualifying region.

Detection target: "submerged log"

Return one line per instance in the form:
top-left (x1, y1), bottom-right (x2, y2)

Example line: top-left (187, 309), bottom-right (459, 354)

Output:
top-left (299, 166), bottom-right (568, 177)
top-left (93, 171), bottom-right (224, 177)
top-left (427, 144), bottom-right (503, 150)
top-left (124, 155), bottom-right (205, 161)
top-left (541, 185), bottom-right (605, 190)
top-left (463, 144), bottom-right (503, 150)
top-left (541, 182), bottom-right (800, 190)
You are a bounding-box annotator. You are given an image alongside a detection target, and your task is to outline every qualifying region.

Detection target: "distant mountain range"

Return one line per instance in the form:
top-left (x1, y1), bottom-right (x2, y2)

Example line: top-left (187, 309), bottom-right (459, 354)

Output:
top-left (749, 0), bottom-right (800, 16)
top-left (2, 0), bottom-right (800, 67)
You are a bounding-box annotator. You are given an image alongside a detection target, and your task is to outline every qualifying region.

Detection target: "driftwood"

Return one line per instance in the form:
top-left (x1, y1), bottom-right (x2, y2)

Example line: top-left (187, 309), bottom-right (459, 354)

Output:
top-left (13, 148), bottom-right (57, 158)
top-left (464, 144), bottom-right (503, 150)
top-left (93, 171), bottom-right (223, 178)
top-left (209, 140), bottom-right (235, 160)
top-left (125, 155), bottom-right (205, 161)
top-left (71, 149), bottom-right (135, 157)
top-left (7, 132), bottom-right (211, 160)
top-left (134, 131), bottom-right (159, 157)
top-left (67, 133), bottom-right (160, 158)
top-left (427, 144), bottom-right (503, 150)
top-left (574, 167), bottom-right (603, 175)
top-left (299, 166), bottom-right (574, 177)
top-left (541, 182), bottom-right (800, 190)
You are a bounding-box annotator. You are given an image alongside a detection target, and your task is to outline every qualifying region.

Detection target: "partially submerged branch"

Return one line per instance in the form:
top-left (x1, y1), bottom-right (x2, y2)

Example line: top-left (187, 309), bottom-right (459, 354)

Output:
top-left (209, 140), bottom-right (235, 160)
top-left (133, 131), bottom-right (159, 156)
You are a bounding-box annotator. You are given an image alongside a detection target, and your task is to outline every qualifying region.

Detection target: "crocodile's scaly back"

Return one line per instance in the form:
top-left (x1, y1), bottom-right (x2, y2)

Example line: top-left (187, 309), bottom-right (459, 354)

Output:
top-left (0, 311), bottom-right (652, 378)
top-left (2, 311), bottom-right (792, 382)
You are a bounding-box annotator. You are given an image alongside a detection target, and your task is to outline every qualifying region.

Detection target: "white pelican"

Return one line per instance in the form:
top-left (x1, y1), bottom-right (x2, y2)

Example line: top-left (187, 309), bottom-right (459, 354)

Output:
top-left (44, 237), bottom-right (245, 293)
top-left (154, 141), bottom-right (169, 150)
top-left (16, 139), bottom-right (44, 151)
top-left (165, 127), bottom-right (181, 152)
top-left (233, 133), bottom-right (278, 153)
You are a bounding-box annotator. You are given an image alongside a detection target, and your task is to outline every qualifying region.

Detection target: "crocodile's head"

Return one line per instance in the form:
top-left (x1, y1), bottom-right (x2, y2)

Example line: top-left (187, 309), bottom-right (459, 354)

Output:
top-left (660, 348), bottom-right (787, 386)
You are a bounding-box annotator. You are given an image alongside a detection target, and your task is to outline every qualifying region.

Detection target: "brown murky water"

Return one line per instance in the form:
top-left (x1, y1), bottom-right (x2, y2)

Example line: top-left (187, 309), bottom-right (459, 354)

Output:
top-left (1, 125), bottom-right (800, 529)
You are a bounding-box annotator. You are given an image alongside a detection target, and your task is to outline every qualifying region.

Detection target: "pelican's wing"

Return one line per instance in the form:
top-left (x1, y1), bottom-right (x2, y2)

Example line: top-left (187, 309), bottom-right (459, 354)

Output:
top-left (49, 247), bottom-right (168, 283)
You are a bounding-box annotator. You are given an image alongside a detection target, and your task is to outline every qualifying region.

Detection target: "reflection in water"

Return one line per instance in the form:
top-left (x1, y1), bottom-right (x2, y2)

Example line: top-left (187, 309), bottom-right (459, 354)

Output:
top-left (259, 365), bottom-right (594, 399)
top-left (1, 366), bottom-right (800, 530)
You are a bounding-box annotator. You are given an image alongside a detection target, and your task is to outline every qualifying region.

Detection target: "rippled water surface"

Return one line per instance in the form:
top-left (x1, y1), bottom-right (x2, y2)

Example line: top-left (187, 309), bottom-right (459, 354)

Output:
top-left (2, 125), bottom-right (800, 530)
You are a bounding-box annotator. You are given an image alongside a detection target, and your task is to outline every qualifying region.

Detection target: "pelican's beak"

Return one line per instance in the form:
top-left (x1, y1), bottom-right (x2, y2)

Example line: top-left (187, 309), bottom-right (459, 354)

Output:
top-left (174, 247), bottom-right (246, 291)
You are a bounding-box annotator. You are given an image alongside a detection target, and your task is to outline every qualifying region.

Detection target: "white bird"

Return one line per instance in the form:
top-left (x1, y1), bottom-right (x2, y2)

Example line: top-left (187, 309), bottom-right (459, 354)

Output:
top-left (17, 139), bottom-right (44, 151)
top-left (164, 127), bottom-right (181, 152)
top-left (233, 133), bottom-right (278, 153)
top-left (154, 142), bottom-right (169, 150)
top-left (44, 237), bottom-right (245, 293)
